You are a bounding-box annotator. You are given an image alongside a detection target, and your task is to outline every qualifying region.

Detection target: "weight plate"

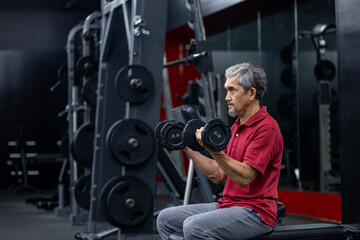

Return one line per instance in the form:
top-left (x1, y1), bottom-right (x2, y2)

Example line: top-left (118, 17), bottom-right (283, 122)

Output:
top-left (76, 56), bottom-right (98, 78)
top-left (160, 121), bottom-right (186, 151)
top-left (105, 176), bottom-right (153, 228)
top-left (74, 174), bottom-right (91, 210)
top-left (100, 176), bottom-right (125, 226)
top-left (71, 123), bottom-right (95, 167)
top-left (202, 119), bottom-right (231, 152)
top-left (314, 60), bottom-right (336, 81)
top-left (182, 119), bottom-right (205, 151)
top-left (114, 65), bottom-right (154, 104)
top-left (107, 119), bottom-right (155, 166)
top-left (81, 75), bottom-right (98, 107)
top-left (154, 120), bottom-right (172, 147)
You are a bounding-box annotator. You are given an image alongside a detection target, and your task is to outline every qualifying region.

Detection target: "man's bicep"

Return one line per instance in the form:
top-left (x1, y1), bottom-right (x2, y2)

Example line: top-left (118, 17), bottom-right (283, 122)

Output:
top-left (244, 163), bottom-right (259, 183)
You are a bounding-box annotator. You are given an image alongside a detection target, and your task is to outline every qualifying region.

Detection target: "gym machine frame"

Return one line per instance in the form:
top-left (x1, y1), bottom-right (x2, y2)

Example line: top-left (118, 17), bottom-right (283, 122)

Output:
top-left (298, 23), bottom-right (338, 193)
top-left (163, 0), bottom-right (219, 205)
top-left (76, 0), bottom-right (168, 239)
top-left (58, 22), bottom-right (89, 223)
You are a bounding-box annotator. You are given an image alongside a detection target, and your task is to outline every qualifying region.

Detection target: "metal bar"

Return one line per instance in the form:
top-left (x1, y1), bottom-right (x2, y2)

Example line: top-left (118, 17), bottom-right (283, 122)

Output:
top-left (163, 51), bottom-right (209, 68)
top-left (20, 145), bottom-right (28, 187)
top-left (122, 1), bottom-right (132, 54)
top-left (194, 165), bottom-right (215, 203)
top-left (82, 13), bottom-right (101, 124)
top-left (189, 0), bottom-right (216, 119)
top-left (82, 11), bottom-right (102, 38)
top-left (318, 81), bottom-right (332, 192)
top-left (100, 10), bottom-right (115, 62)
top-left (128, 0), bottom-right (137, 65)
top-left (163, 58), bottom-right (187, 68)
top-left (202, 72), bottom-right (216, 119)
top-left (294, 0), bottom-right (302, 190)
top-left (71, 86), bottom-right (79, 134)
top-left (103, 0), bottom-right (127, 15)
top-left (66, 23), bottom-right (83, 224)
top-left (191, 0), bottom-right (206, 41)
top-left (58, 159), bottom-right (68, 208)
top-left (183, 159), bottom-right (195, 205)
top-left (162, 56), bottom-right (174, 120)
top-left (96, 228), bottom-right (119, 238)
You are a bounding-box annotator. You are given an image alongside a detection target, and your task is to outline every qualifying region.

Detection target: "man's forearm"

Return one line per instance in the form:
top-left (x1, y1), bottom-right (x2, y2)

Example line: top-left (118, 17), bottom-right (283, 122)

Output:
top-left (183, 147), bottom-right (226, 184)
top-left (209, 150), bottom-right (258, 187)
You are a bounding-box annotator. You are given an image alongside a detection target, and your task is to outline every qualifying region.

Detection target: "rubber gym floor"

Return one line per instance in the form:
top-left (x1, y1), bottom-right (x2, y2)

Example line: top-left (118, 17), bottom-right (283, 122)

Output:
top-left (0, 189), bottom-right (334, 240)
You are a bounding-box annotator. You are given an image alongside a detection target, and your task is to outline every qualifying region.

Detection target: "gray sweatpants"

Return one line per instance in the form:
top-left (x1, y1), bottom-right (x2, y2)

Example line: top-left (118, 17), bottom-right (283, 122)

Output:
top-left (156, 202), bottom-right (273, 240)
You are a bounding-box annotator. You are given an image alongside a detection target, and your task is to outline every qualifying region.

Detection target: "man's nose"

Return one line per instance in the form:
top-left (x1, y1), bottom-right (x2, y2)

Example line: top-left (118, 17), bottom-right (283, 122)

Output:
top-left (225, 93), bottom-right (230, 101)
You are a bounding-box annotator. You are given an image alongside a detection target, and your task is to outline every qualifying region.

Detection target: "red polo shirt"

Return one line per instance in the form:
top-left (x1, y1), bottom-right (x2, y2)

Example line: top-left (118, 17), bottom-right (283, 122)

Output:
top-left (217, 106), bottom-right (283, 228)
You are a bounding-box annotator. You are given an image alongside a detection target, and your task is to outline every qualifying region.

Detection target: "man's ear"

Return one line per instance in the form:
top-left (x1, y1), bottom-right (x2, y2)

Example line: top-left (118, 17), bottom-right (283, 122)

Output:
top-left (249, 87), bottom-right (257, 100)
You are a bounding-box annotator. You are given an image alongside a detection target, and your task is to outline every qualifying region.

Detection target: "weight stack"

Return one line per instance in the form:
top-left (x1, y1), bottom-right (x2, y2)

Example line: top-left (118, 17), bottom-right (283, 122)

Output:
top-left (88, 0), bottom-right (168, 235)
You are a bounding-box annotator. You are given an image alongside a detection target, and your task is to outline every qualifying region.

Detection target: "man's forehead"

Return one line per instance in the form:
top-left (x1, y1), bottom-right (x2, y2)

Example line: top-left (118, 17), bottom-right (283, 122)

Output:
top-left (224, 75), bottom-right (239, 86)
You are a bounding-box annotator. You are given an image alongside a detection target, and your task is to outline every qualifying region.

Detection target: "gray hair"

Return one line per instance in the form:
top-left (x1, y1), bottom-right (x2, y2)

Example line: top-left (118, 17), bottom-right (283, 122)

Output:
top-left (225, 63), bottom-right (267, 100)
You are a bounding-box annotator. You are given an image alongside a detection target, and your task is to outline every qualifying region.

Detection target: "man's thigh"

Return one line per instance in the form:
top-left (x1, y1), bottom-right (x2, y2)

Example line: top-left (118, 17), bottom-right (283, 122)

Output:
top-left (183, 206), bottom-right (272, 240)
top-left (159, 202), bottom-right (218, 225)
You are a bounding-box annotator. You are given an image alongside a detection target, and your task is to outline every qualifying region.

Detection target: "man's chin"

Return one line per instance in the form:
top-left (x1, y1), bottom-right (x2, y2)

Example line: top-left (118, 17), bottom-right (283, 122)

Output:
top-left (228, 109), bottom-right (245, 118)
top-left (228, 111), bottom-right (237, 118)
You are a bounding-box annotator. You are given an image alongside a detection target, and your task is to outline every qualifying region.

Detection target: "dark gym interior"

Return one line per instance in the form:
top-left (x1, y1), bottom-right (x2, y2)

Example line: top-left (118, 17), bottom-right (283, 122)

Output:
top-left (1, 0), bottom-right (360, 239)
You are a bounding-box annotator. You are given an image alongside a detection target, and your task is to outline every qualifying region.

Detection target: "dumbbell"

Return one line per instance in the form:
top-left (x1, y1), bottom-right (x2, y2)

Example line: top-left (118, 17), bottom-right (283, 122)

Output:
top-left (155, 118), bottom-right (231, 152)
top-left (155, 120), bottom-right (201, 151)
top-left (155, 120), bottom-right (186, 150)
top-left (154, 120), bottom-right (171, 147)
top-left (182, 119), bottom-right (205, 151)
top-left (182, 118), bottom-right (231, 151)
top-left (201, 119), bottom-right (231, 152)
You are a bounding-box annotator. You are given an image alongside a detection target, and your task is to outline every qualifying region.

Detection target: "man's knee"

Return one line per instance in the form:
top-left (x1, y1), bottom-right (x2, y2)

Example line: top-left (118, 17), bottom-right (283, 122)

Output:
top-left (157, 208), bottom-right (169, 229)
top-left (183, 216), bottom-right (193, 232)
top-left (183, 216), bottom-right (208, 239)
top-left (157, 207), bottom-right (177, 230)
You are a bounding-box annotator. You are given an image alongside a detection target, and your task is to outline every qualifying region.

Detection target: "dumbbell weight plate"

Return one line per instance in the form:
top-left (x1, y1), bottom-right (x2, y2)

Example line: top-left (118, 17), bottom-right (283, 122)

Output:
top-left (154, 120), bottom-right (172, 148)
top-left (107, 119), bottom-right (155, 166)
top-left (114, 65), bottom-right (154, 104)
top-left (100, 176), bottom-right (125, 227)
top-left (76, 56), bottom-right (98, 78)
top-left (314, 60), bottom-right (336, 81)
top-left (106, 176), bottom-right (153, 228)
top-left (160, 121), bottom-right (186, 151)
top-left (74, 174), bottom-right (91, 210)
top-left (81, 75), bottom-right (98, 107)
top-left (182, 119), bottom-right (205, 151)
top-left (71, 123), bottom-right (95, 167)
top-left (202, 119), bottom-right (231, 152)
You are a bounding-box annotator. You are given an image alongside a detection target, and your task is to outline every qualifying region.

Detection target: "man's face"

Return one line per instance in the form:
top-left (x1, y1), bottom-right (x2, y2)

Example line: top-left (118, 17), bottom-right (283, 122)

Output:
top-left (224, 75), bottom-right (253, 117)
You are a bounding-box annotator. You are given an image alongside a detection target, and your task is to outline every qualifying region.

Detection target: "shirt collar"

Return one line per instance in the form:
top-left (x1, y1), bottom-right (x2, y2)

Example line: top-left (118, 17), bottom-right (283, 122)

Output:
top-left (235, 106), bottom-right (268, 127)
